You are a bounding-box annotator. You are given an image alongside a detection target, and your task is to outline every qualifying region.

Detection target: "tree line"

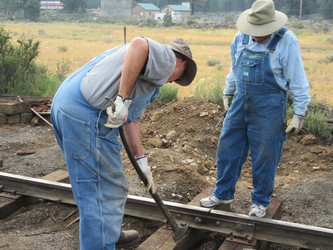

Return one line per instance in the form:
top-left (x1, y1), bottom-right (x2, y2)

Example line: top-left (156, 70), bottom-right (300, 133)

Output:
top-left (0, 0), bottom-right (332, 19)
top-left (142, 0), bottom-right (333, 19)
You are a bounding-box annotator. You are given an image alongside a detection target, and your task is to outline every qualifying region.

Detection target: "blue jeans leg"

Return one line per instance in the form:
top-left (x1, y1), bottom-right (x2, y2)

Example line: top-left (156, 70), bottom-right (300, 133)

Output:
top-left (52, 107), bottom-right (127, 250)
top-left (214, 106), bottom-right (249, 200)
top-left (247, 95), bottom-right (285, 207)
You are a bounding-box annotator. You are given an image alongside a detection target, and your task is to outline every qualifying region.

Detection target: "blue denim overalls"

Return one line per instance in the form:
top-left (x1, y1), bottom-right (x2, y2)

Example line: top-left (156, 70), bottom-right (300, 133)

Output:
top-left (214, 28), bottom-right (288, 207)
top-left (51, 45), bottom-right (159, 250)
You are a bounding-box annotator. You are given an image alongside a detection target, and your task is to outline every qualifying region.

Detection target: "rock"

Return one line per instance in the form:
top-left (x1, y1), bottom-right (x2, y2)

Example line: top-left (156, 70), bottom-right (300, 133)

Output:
top-left (190, 162), bottom-right (198, 172)
top-left (166, 130), bottom-right (177, 140)
top-left (146, 137), bottom-right (163, 148)
top-left (300, 134), bottom-right (317, 145)
top-left (310, 147), bottom-right (324, 154)
top-left (151, 111), bottom-right (164, 122)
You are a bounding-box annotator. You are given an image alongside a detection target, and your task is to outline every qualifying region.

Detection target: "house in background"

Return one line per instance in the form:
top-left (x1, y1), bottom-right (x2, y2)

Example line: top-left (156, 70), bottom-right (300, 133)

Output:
top-left (161, 4), bottom-right (191, 19)
top-left (132, 3), bottom-right (160, 19)
top-left (40, 1), bottom-right (64, 10)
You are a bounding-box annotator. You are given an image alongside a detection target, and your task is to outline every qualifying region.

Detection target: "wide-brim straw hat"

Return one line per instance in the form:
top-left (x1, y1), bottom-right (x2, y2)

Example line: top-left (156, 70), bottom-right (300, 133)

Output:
top-left (167, 39), bottom-right (197, 86)
top-left (236, 0), bottom-right (288, 37)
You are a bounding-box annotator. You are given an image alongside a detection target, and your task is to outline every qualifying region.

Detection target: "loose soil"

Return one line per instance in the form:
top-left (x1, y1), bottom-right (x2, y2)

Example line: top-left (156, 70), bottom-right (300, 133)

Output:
top-left (0, 96), bottom-right (332, 250)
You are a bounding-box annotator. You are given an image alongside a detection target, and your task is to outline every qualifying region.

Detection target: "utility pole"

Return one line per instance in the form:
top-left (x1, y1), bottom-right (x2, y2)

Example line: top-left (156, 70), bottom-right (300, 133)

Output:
top-left (299, 0), bottom-right (303, 20)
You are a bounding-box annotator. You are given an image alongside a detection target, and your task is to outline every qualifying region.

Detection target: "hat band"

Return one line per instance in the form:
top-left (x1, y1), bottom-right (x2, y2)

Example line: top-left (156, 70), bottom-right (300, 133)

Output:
top-left (248, 15), bottom-right (275, 25)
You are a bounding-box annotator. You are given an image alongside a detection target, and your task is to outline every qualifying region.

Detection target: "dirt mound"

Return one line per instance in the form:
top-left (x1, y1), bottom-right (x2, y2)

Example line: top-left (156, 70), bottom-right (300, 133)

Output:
top-left (123, 97), bottom-right (223, 202)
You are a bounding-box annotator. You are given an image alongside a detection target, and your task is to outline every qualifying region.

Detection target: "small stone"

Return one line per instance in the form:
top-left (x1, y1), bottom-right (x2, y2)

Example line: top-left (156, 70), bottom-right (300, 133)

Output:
top-left (166, 130), bottom-right (177, 140)
top-left (300, 134), bottom-right (317, 145)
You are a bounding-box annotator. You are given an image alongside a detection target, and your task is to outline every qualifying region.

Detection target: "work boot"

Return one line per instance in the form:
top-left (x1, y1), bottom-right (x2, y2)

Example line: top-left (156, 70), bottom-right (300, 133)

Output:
top-left (116, 230), bottom-right (140, 248)
top-left (200, 195), bottom-right (233, 208)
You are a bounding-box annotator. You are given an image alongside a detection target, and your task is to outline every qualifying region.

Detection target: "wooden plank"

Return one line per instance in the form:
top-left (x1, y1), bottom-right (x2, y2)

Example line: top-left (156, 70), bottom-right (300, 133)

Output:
top-left (0, 170), bottom-right (69, 219)
top-left (136, 186), bottom-right (231, 250)
top-left (219, 198), bottom-right (283, 250)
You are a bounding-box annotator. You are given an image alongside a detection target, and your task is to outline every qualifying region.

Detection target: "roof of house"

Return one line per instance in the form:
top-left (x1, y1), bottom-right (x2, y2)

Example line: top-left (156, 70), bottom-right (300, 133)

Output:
top-left (165, 4), bottom-right (191, 11)
top-left (137, 3), bottom-right (160, 11)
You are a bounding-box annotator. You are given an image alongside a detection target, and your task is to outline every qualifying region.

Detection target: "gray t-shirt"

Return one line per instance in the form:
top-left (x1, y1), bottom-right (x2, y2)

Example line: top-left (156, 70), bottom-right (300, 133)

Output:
top-left (80, 37), bottom-right (175, 110)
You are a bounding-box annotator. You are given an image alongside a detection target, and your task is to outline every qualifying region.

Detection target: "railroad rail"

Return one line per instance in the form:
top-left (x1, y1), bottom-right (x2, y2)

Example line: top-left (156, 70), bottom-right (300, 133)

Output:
top-left (0, 171), bottom-right (333, 249)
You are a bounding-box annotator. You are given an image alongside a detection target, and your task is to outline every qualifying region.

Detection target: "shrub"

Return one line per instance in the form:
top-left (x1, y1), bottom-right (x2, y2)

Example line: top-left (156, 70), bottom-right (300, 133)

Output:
top-left (318, 54), bottom-right (333, 64)
top-left (287, 100), bottom-right (333, 142)
top-left (56, 58), bottom-right (71, 82)
top-left (327, 36), bottom-right (333, 44)
top-left (144, 18), bottom-right (158, 27)
top-left (38, 29), bottom-right (45, 35)
top-left (207, 57), bottom-right (220, 66)
top-left (194, 76), bottom-right (223, 106)
top-left (156, 84), bottom-right (179, 103)
top-left (305, 109), bottom-right (332, 142)
top-left (58, 45), bottom-right (68, 52)
top-left (0, 27), bottom-right (61, 97)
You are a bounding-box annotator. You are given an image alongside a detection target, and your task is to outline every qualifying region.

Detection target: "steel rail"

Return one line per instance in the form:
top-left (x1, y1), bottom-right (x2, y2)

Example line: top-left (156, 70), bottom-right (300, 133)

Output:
top-left (0, 171), bottom-right (332, 249)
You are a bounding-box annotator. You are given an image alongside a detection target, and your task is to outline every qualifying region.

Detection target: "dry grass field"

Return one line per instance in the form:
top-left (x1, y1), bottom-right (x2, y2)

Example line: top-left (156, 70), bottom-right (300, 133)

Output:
top-left (2, 22), bottom-right (333, 106)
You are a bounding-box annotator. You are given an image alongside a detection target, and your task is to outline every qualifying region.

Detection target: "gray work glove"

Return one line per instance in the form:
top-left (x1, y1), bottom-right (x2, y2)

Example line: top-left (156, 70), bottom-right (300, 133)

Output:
top-left (136, 156), bottom-right (156, 194)
top-left (285, 114), bottom-right (304, 134)
top-left (105, 95), bottom-right (132, 128)
top-left (222, 95), bottom-right (234, 111)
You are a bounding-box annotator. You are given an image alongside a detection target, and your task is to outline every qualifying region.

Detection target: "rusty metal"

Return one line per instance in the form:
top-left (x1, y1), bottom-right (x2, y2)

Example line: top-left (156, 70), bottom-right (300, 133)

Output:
top-left (17, 96), bottom-right (53, 127)
top-left (0, 171), bottom-right (333, 249)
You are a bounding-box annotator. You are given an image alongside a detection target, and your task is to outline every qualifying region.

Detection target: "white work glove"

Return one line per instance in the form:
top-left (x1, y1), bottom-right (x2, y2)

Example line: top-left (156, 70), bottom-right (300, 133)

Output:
top-left (105, 95), bottom-right (132, 128)
top-left (136, 156), bottom-right (156, 194)
top-left (222, 95), bottom-right (234, 111)
top-left (285, 114), bottom-right (304, 134)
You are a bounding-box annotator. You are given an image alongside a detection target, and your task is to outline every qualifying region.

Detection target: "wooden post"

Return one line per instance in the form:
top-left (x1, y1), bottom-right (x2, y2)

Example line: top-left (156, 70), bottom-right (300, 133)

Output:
top-left (124, 26), bottom-right (127, 44)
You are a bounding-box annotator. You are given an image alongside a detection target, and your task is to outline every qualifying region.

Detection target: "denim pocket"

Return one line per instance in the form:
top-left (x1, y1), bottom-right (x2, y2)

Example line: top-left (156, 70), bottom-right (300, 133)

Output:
top-left (96, 111), bottom-right (122, 151)
top-left (76, 178), bottom-right (98, 213)
top-left (239, 60), bottom-right (264, 85)
top-left (59, 108), bottom-right (91, 160)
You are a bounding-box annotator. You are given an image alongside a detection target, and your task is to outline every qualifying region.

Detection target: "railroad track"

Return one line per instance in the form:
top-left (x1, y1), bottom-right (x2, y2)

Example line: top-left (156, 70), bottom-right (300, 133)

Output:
top-left (0, 171), bottom-right (332, 250)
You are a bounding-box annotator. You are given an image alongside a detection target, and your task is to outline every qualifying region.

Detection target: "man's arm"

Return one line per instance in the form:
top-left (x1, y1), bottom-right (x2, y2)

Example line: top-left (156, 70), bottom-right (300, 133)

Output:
top-left (123, 121), bottom-right (156, 193)
top-left (105, 37), bottom-right (149, 128)
top-left (118, 37), bottom-right (149, 100)
top-left (123, 121), bottom-right (144, 157)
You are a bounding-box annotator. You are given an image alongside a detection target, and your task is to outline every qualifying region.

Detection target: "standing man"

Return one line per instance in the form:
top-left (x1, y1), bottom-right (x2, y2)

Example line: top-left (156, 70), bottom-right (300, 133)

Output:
top-left (200, 0), bottom-right (310, 217)
top-left (51, 37), bottom-right (196, 249)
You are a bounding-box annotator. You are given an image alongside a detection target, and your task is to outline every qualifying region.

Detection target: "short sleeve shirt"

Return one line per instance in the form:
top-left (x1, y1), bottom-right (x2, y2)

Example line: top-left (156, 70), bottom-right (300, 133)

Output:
top-left (80, 37), bottom-right (175, 110)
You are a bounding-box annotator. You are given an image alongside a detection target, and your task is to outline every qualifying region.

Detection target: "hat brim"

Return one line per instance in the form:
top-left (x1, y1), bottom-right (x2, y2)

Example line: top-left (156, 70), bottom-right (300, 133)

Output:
top-left (236, 9), bottom-right (288, 37)
top-left (174, 56), bottom-right (197, 86)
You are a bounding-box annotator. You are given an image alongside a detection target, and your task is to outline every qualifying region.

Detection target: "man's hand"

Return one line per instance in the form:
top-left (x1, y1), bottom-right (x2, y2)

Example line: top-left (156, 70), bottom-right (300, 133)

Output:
top-left (222, 95), bottom-right (233, 111)
top-left (136, 157), bottom-right (156, 194)
top-left (286, 114), bottom-right (304, 134)
top-left (105, 95), bottom-right (132, 128)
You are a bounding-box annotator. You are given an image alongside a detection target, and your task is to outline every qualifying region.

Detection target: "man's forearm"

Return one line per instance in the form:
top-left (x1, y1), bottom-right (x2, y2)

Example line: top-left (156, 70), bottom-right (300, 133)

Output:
top-left (123, 122), bottom-right (144, 157)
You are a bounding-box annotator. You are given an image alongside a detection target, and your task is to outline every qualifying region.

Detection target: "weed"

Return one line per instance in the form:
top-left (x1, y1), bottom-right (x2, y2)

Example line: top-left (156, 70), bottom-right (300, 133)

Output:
top-left (56, 58), bottom-right (71, 82)
top-left (327, 36), bottom-right (333, 44)
top-left (318, 54), bottom-right (333, 64)
top-left (207, 58), bottom-right (221, 66)
top-left (38, 29), bottom-right (45, 35)
top-left (194, 76), bottom-right (223, 106)
top-left (58, 45), bottom-right (68, 52)
top-left (288, 100), bottom-right (333, 142)
top-left (156, 84), bottom-right (179, 103)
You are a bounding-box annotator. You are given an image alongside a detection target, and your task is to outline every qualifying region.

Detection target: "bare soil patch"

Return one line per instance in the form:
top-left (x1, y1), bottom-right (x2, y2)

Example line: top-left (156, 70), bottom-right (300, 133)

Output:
top-left (0, 96), bottom-right (332, 249)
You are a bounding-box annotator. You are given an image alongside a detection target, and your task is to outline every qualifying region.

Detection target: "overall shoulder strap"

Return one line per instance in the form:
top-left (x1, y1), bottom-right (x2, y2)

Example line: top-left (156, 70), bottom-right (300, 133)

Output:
top-left (267, 27), bottom-right (288, 53)
top-left (242, 33), bottom-right (250, 46)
